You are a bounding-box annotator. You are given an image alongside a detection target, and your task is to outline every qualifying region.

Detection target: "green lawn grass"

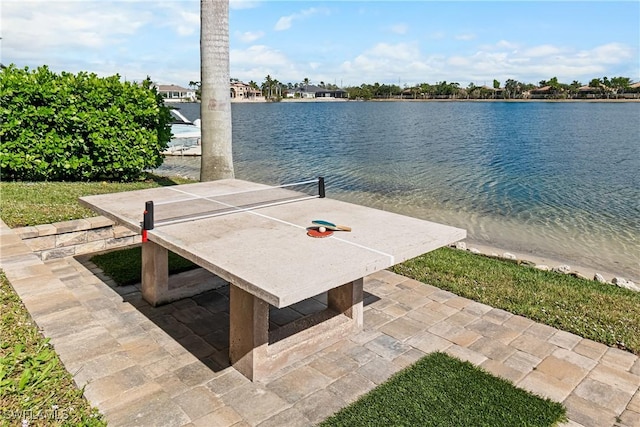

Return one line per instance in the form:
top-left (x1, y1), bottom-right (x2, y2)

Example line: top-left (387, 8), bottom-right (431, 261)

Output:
top-left (91, 246), bottom-right (197, 286)
top-left (0, 272), bottom-right (106, 427)
top-left (0, 174), bottom-right (192, 228)
top-left (392, 247), bottom-right (640, 355)
top-left (320, 352), bottom-right (566, 427)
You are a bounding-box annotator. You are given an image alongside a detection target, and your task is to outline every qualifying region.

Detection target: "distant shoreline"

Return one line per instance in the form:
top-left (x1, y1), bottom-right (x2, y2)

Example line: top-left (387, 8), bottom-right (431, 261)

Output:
top-left (184, 98), bottom-right (640, 106)
top-left (366, 98), bottom-right (640, 103)
top-left (224, 98), bottom-right (640, 104)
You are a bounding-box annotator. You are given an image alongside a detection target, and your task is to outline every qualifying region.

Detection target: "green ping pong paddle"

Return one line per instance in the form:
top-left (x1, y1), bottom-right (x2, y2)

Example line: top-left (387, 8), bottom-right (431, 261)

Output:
top-left (312, 220), bottom-right (351, 232)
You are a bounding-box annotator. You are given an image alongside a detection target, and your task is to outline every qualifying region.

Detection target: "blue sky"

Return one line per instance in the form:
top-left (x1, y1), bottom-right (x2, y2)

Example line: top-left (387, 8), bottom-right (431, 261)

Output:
top-left (2, 1), bottom-right (638, 89)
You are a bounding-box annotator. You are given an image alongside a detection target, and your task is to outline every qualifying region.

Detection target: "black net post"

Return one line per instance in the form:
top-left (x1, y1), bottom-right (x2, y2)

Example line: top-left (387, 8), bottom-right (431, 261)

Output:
top-left (142, 201), bottom-right (154, 242)
top-left (143, 201), bottom-right (154, 230)
top-left (318, 177), bottom-right (325, 198)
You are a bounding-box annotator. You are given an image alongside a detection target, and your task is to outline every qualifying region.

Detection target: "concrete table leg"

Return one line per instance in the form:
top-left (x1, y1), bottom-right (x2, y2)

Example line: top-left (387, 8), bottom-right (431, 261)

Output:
top-left (229, 284), bottom-right (269, 381)
top-left (140, 241), bottom-right (224, 306)
top-left (141, 241), bottom-right (169, 307)
top-left (229, 279), bottom-right (364, 381)
top-left (328, 278), bottom-right (364, 328)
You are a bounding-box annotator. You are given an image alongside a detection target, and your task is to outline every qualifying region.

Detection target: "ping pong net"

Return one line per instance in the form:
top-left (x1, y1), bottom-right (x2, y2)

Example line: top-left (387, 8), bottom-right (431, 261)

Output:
top-left (142, 177), bottom-right (325, 235)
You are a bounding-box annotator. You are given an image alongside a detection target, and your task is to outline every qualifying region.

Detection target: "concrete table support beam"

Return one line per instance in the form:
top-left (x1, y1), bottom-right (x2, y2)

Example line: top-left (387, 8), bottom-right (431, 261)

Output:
top-left (229, 279), bottom-right (364, 381)
top-left (229, 285), bottom-right (269, 381)
top-left (141, 241), bottom-right (219, 306)
top-left (141, 241), bottom-right (168, 306)
top-left (328, 278), bottom-right (363, 327)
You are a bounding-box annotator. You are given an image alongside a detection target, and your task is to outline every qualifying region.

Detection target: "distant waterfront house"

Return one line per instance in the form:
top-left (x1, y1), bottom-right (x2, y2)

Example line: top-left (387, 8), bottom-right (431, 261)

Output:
top-left (230, 82), bottom-right (263, 101)
top-left (157, 84), bottom-right (197, 102)
top-left (401, 88), bottom-right (424, 99)
top-left (626, 82), bottom-right (640, 98)
top-left (490, 86), bottom-right (505, 97)
top-left (576, 83), bottom-right (636, 99)
top-left (291, 85), bottom-right (348, 99)
top-left (577, 85), bottom-right (602, 99)
top-left (617, 82), bottom-right (640, 99)
top-left (526, 85), bottom-right (565, 99)
top-left (477, 85), bottom-right (504, 99)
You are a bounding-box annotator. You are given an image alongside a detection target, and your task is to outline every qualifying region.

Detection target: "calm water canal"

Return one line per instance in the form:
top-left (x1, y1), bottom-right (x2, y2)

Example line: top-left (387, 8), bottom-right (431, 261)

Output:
top-left (158, 101), bottom-right (640, 281)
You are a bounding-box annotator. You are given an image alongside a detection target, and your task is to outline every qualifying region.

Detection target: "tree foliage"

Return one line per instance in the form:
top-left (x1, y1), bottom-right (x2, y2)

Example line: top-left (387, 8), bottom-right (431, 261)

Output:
top-left (0, 65), bottom-right (172, 181)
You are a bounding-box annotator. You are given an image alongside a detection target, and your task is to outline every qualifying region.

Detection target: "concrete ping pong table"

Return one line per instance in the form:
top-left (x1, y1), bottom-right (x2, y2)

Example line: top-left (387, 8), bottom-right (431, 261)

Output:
top-left (80, 178), bottom-right (466, 380)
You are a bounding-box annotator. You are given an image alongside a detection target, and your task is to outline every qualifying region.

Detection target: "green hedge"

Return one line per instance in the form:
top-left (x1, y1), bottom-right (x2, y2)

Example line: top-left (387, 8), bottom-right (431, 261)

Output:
top-left (0, 65), bottom-right (172, 181)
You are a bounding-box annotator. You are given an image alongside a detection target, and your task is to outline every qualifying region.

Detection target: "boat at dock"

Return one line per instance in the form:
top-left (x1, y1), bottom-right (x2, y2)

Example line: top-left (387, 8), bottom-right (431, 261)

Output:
top-left (164, 109), bottom-right (201, 156)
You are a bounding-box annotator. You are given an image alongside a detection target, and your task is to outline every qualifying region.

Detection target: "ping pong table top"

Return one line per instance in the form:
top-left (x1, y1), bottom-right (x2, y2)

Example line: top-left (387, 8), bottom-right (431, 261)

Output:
top-left (80, 178), bottom-right (466, 308)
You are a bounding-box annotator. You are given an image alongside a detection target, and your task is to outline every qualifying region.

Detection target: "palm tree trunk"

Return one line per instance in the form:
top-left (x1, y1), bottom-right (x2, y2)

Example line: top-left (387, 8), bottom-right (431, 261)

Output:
top-left (200, 0), bottom-right (234, 181)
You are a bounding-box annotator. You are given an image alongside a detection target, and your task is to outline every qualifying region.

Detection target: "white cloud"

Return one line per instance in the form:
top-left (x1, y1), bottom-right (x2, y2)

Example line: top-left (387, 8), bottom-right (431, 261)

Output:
top-left (589, 42), bottom-right (635, 64)
top-left (229, 45), bottom-right (305, 83)
top-left (331, 35), bottom-right (640, 87)
top-left (1, 1), bottom-right (205, 84)
top-left (522, 44), bottom-right (564, 58)
top-left (274, 7), bottom-right (328, 31)
top-left (230, 0), bottom-right (262, 10)
top-left (236, 31), bottom-right (265, 43)
top-left (367, 42), bottom-right (420, 61)
top-left (496, 40), bottom-right (518, 49)
top-left (154, 2), bottom-right (200, 37)
top-left (428, 32), bottom-right (446, 40)
top-left (3, 2), bottom-right (150, 52)
top-left (389, 23), bottom-right (409, 35)
top-left (275, 16), bottom-right (294, 31)
top-left (455, 33), bottom-right (476, 41)
top-left (435, 41), bottom-right (638, 86)
top-left (447, 56), bottom-right (470, 67)
top-left (231, 45), bottom-right (290, 68)
top-left (173, 10), bottom-right (200, 36)
top-left (338, 42), bottom-right (429, 83)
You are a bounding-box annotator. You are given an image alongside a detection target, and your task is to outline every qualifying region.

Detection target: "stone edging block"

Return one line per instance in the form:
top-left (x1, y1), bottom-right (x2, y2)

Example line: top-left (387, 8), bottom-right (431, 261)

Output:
top-left (14, 216), bottom-right (141, 260)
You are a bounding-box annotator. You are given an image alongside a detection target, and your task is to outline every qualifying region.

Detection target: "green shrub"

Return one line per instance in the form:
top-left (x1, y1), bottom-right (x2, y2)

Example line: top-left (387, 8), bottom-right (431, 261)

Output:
top-left (0, 65), bottom-right (172, 181)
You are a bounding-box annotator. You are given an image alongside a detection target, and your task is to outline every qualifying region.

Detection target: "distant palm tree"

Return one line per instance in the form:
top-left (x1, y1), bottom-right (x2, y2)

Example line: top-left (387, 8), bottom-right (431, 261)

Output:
top-left (264, 75), bottom-right (274, 99)
top-left (273, 79), bottom-right (282, 99)
top-left (200, 0), bottom-right (234, 181)
top-left (249, 80), bottom-right (260, 90)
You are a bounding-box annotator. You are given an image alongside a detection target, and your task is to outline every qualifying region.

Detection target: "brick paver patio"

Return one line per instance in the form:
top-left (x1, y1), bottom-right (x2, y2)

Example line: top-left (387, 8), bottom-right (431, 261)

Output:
top-left (1, 220), bottom-right (639, 427)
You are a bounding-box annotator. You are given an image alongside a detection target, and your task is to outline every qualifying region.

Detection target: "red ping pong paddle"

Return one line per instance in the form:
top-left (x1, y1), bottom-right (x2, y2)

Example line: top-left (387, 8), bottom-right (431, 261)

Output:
top-left (306, 227), bottom-right (334, 238)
